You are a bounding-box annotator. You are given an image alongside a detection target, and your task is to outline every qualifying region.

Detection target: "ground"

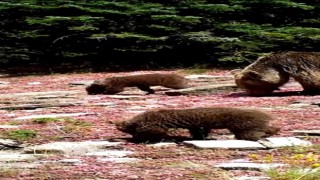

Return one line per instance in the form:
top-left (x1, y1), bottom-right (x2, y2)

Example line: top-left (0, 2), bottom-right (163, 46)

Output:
top-left (0, 69), bottom-right (319, 179)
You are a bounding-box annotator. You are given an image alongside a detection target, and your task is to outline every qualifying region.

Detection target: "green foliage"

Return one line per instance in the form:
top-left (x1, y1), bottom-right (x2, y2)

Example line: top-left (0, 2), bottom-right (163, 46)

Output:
top-left (265, 167), bottom-right (320, 180)
top-left (148, 24), bottom-right (179, 33)
top-left (108, 32), bottom-right (165, 41)
top-left (32, 118), bottom-right (59, 124)
top-left (218, 22), bottom-right (274, 35)
top-left (189, 4), bottom-right (248, 12)
top-left (2, 130), bottom-right (37, 141)
top-left (1, 0), bottom-right (320, 71)
top-left (69, 25), bottom-right (99, 31)
top-left (63, 118), bottom-right (92, 127)
top-left (151, 15), bottom-right (201, 23)
top-left (274, 27), bottom-right (320, 39)
top-left (26, 16), bottom-right (103, 26)
top-left (18, 30), bottom-right (49, 38)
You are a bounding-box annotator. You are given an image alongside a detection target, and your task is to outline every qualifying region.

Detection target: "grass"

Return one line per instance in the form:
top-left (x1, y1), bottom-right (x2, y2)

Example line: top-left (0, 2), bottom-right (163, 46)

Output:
top-left (32, 117), bottom-right (92, 126)
top-left (247, 145), bottom-right (320, 180)
top-left (32, 117), bottom-right (59, 124)
top-left (61, 118), bottom-right (93, 134)
top-left (248, 145), bottom-right (320, 166)
top-left (0, 168), bottom-right (20, 178)
top-left (1, 129), bottom-right (37, 141)
top-left (265, 167), bottom-right (320, 180)
top-left (1, 117), bottom-right (93, 142)
top-left (33, 117), bottom-right (93, 137)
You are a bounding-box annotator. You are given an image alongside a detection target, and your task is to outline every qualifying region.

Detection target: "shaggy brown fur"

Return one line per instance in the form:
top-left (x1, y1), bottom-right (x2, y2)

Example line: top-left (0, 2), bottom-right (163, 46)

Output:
top-left (231, 51), bottom-right (320, 95)
top-left (86, 73), bottom-right (189, 95)
top-left (114, 107), bottom-right (280, 142)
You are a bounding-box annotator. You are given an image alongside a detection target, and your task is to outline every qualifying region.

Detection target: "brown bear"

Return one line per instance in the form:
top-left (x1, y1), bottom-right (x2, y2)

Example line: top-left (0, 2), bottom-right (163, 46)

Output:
top-left (114, 107), bottom-right (280, 142)
top-left (86, 73), bottom-right (189, 95)
top-left (231, 51), bottom-right (320, 95)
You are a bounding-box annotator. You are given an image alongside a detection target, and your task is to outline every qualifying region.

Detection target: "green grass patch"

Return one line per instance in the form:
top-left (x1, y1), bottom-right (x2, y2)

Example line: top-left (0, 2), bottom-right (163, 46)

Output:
top-left (61, 118), bottom-right (93, 134)
top-left (32, 117), bottom-right (60, 124)
top-left (2, 130), bottom-right (37, 141)
top-left (265, 167), bottom-right (320, 180)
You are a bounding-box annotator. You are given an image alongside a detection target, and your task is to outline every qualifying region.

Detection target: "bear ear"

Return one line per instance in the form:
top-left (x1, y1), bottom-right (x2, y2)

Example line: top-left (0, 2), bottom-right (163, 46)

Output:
top-left (245, 71), bottom-right (261, 80)
top-left (230, 69), bottom-right (242, 75)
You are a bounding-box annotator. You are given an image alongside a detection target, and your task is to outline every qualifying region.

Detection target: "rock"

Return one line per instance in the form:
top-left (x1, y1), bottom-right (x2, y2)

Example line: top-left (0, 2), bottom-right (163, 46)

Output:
top-left (127, 110), bottom-right (146, 114)
top-left (0, 152), bottom-right (40, 162)
top-left (86, 150), bottom-right (133, 157)
top-left (28, 82), bottom-right (41, 85)
top-left (291, 99), bottom-right (320, 106)
top-left (126, 106), bottom-right (146, 110)
top-left (0, 162), bottom-right (40, 169)
top-left (24, 141), bottom-right (122, 155)
top-left (0, 81), bottom-right (10, 84)
top-left (288, 103), bottom-right (317, 108)
top-left (5, 113), bottom-right (16, 117)
top-left (185, 75), bottom-right (234, 81)
top-left (292, 130), bottom-right (320, 136)
top-left (258, 137), bottom-right (312, 148)
top-left (146, 142), bottom-right (176, 147)
top-left (0, 139), bottom-right (22, 148)
top-left (15, 112), bottom-right (96, 120)
top-left (0, 125), bottom-right (19, 129)
top-left (183, 140), bottom-right (266, 149)
top-left (91, 102), bottom-right (117, 106)
top-left (68, 80), bottom-right (94, 86)
top-left (165, 84), bottom-right (238, 96)
top-left (58, 159), bottom-right (82, 165)
top-left (281, 81), bottom-right (301, 88)
top-left (215, 162), bottom-right (286, 171)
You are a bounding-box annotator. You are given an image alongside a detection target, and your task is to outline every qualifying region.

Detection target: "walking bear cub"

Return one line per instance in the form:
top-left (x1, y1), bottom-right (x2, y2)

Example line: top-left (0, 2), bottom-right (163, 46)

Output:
top-left (114, 107), bottom-right (280, 142)
top-left (86, 73), bottom-right (189, 95)
top-left (232, 51), bottom-right (320, 96)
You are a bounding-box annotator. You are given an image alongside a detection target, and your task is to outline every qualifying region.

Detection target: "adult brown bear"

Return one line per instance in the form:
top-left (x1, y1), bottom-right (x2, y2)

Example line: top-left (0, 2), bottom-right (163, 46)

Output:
top-left (232, 51), bottom-right (320, 95)
top-left (114, 107), bottom-right (280, 142)
top-left (86, 73), bottom-right (189, 95)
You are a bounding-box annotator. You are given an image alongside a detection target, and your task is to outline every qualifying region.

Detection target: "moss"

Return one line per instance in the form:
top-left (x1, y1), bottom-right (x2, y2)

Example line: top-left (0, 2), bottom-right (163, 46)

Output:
top-left (2, 130), bottom-right (37, 141)
top-left (32, 118), bottom-right (59, 124)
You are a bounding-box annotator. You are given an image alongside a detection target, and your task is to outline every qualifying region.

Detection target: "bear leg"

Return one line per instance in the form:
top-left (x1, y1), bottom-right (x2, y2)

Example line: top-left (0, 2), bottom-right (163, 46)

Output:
top-left (188, 127), bottom-right (210, 140)
top-left (132, 128), bottom-right (168, 142)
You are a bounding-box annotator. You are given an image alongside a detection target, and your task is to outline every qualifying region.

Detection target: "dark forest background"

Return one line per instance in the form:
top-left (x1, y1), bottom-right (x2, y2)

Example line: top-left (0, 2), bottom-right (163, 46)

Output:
top-left (1, 0), bottom-right (320, 74)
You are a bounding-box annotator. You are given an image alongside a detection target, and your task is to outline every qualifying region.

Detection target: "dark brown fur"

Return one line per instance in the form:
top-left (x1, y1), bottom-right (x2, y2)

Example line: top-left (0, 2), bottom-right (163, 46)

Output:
top-left (232, 51), bottom-right (320, 95)
top-left (114, 107), bottom-right (280, 142)
top-left (86, 73), bottom-right (189, 95)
